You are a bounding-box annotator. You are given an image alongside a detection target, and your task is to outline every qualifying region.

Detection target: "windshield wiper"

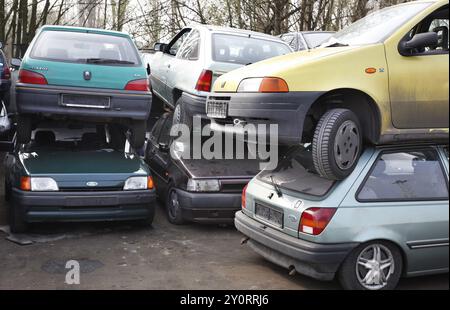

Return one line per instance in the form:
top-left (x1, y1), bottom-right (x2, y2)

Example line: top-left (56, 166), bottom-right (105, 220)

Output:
top-left (85, 58), bottom-right (135, 65)
top-left (270, 175), bottom-right (283, 198)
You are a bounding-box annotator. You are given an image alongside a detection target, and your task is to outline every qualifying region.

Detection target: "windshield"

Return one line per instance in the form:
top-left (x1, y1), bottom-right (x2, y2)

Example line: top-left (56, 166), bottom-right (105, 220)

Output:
top-left (321, 2), bottom-right (433, 46)
top-left (257, 145), bottom-right (335, 197)
top-left (212, 33), bottom-right (291, 65)
top-left (30, 30), bottom-right (141, 65)
top-left (303, 32), bottom-right (334, 48)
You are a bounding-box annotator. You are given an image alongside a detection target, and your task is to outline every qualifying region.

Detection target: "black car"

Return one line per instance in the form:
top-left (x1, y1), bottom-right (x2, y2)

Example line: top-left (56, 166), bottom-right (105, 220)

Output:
top-left (145, 113), bottom-right (261, 224)
top-left (0, 44), bottom-right (12, 106)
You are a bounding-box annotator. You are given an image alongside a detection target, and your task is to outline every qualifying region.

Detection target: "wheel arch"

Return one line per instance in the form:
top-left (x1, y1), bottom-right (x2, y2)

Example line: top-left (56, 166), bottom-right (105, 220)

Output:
top-left (305, 88), bottom-right (382, 144)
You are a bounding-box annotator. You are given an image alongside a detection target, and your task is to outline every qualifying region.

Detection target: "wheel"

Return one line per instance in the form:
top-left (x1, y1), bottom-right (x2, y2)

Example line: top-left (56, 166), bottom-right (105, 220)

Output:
top-left (150, 92), bottom-right (165, 116)
top-left (312, 108), bottom-right (362, 180)
top-left (9, 203), bottom-right (28, 234)
top-left (128, 120), bottom-right (146, 149)
top-left (166, 187), bottom-right (185, 225)
top-left (16, 115), bottom-right (32, 144)
top-left (338, 241), bottom-right (403, 290)
top-left (173, 98), bottom-right (193, 130)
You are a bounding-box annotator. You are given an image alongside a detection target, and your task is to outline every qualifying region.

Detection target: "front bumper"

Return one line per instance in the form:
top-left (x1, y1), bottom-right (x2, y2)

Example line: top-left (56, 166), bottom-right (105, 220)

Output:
top-left (12, 188), bottom-right (156, 223)
top-left (176, 188), bottom-right (241, 224)
top-left (207, 92), bottom-right (324, 145)
top-left (16, 83), bottom-right (151, 121)
top-left (235, 211), bottom-right (357, 281)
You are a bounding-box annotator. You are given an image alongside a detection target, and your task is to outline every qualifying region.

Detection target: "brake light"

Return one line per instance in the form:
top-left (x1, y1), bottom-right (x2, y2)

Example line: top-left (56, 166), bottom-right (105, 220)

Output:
top-left (242, 184), bottom-right (248, 209)
top-left (299, 208), bottom-right (336, 235)
top-left (18, 69), bottom-right (48, 85)
top-left (124, 79), bottom-right (150, 91)
top-left (2, 66), bottom-right (11, 80)
top-left (147, 176), bottom-right (155, 190)
top-left (195, 70), bottom-right (213, 92)
top-left (20, 176), bottom-right (31, 191)
top-left (259, 77), bottom-right (289, 93)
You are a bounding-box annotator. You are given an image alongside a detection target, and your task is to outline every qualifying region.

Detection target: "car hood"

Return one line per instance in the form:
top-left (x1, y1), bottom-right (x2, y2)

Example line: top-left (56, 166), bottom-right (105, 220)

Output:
top-left (20, 149), bottom-right (148, 175)
top-left (212, 45), bottom-right (363, 92)
top-left (177, 158), bottom-right (261, 179)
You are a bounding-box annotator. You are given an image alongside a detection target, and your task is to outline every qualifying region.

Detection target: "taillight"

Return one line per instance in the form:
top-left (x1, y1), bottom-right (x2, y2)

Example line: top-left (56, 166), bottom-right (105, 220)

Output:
top-left (2, 66), bottom-right (11, 80)
top-left (299, 208), bottom-right (336, 235)
top-left (124, 79), bottom-right (150, 91)
top-left (242, 184), bottom-right (248, 209)
top-left (195, 70), bottom-right (213, 92)
top-left (18, 69), bottom-right (48, 85)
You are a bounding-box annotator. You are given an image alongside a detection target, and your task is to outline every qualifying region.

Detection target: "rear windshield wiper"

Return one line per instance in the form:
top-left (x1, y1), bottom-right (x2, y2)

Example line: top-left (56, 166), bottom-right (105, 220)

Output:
top-left (85, 58), bottom-right (135, 65)
top-left (270, 175), bottom-right (283, 198)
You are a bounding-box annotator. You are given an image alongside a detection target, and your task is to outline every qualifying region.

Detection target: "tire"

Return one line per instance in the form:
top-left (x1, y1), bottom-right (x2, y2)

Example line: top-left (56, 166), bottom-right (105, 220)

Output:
top-left (165, 186), bottom-right (186, 225)
top-left (128, 120), bottom-right (146, 149)
top-left (338, 241), bottom-right (403, 290)
top-left (312, 108), bottom-right (362, 180)
top-left (173, 98), bottom-right (193, 130)
top-left (150, 92), bottom-right (165, 116)
top-left (16, 115), bottom-right (32, 144)
top-left (9, 203), bottom-right (28, 234)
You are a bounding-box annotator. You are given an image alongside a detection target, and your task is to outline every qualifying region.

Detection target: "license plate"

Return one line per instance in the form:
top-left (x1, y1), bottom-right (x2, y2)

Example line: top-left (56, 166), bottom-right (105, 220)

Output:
top-left (65, 196), bottom-right (118, 207)
top-left (206, 99), bottom-right (228, 118)
top-left (61, 94), bottom-right (110, 109)
top-left (255, 203), bottom-right (283, 228)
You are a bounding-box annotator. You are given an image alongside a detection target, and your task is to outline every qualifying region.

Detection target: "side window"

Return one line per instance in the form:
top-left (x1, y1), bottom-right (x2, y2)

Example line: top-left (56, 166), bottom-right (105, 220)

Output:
top-left (358, 149), bottom-right (449, 202)
top-left (429, 18), bottom-right (449, 51)
top-left (167, 30), bottom-right (191, 56)
top-left (178, 30), bottom-right (200, 60)
top-left (280, 34), bottom-right (297, 51)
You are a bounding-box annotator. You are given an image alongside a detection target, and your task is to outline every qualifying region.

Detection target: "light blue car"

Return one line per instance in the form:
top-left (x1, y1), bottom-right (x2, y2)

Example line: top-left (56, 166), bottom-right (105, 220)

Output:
top-left (236, 144), bottom-right (449, 290)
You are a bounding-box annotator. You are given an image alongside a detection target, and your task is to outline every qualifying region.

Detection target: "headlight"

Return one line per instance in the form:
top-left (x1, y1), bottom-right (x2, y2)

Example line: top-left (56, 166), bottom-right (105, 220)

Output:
top-left (21, 177), bottom-right (59, 191)
top-left (124, 176), bottom-right (154, 190)
top-left (187, 179), bottom-right (220, 192)
top-left (237, 77), bottom-right (289, 93)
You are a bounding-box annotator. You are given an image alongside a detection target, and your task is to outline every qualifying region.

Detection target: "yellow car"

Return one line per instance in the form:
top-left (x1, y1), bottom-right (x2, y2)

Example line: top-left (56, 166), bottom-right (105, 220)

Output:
top-left (206, 0), bottom-right (449, 180)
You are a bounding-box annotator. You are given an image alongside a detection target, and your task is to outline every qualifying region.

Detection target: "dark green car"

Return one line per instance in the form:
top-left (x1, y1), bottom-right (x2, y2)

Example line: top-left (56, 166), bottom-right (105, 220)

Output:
top-left (1, 126), bottom-right (156, 233)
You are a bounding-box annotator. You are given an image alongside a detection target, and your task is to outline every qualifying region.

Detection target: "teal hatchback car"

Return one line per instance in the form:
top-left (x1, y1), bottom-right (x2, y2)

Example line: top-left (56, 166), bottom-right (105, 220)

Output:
top-left (15, 26), bottom-right (151, 148)
top-left (1, 125), bottom-right (156, 233)
top-left (236, 144), bottom-right (449, 290)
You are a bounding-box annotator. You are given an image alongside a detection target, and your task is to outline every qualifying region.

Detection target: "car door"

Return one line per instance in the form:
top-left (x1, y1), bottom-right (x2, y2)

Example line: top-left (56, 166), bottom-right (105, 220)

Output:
top-left (386, 4), bottom-right (449, 129)
top-left (166, 29), bottom-right (202, 105)
top-left (353, 147), bottom-right (449, 275)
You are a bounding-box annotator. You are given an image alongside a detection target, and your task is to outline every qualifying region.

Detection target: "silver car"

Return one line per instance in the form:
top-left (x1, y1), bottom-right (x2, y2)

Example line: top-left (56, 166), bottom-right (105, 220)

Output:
top-left (149, 25), bottom-right (292, 126)
top-left (236, 144), bottom-right (449, 290)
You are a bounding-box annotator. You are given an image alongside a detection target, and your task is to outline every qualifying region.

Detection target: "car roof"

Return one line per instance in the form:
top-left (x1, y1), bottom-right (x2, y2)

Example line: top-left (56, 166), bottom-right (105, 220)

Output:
top-left (190, 24), bottom-right (283, 41)
top-left (39, 25), bottom-right (131, 38)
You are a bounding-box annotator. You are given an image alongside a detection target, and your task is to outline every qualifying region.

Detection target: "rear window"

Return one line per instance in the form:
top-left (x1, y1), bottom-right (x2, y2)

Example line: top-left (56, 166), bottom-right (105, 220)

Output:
top-left (212, 33), bottom-right (291, 65)
top-left (257, 145), bottom-right (335, 197)
top-left (30, 30), bottom-right (141, 65)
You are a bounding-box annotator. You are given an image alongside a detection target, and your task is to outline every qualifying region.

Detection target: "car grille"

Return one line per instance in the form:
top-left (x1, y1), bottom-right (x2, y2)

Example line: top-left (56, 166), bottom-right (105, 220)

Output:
top-left (206, 97), bottom-right (229, 119)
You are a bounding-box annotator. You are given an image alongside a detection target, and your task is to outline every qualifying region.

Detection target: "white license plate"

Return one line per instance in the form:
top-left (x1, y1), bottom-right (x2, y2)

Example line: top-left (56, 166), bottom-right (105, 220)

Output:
top-left (206, 99), bottom-right (228, 118)
top-left (255, 203), bottom-right (283, 228)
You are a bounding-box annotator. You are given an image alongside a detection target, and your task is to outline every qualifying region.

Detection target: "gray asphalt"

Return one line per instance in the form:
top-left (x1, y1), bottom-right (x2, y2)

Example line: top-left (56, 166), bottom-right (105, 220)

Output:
top-left (0, 155), bottom-right (448, 290)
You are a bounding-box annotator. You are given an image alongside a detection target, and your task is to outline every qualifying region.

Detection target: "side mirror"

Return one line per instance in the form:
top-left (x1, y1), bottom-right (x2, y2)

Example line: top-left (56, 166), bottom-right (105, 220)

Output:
top-left (153, 42), bottom-right (166, 53)
top-left (399, 32), bottom-right (438, 56)
top-left (11, 58), bottom-right (22, 68)
top-left (158, 142), bottom-right (170, 153)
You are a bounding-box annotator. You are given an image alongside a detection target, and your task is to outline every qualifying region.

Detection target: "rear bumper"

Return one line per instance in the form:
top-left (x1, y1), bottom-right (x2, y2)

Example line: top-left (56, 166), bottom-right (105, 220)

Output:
top-left (12, 188), bottom-right (156, 223)
top-left (176, 188), bottom-right (241, 224)
top-left (182, 92), bottom-right (207, 118)
top-left (15, 83), bottom-right (151, 121)
top-left (207, 92), bottom-right (324, 145)
top-left (235, 211), bottom-right (357, 281)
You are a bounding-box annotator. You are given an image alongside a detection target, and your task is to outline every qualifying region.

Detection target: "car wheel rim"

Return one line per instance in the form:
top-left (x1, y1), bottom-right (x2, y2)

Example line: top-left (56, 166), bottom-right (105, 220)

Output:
top-left (168, 191), bottom-right (180, 219)
top-left (356, 244), bottom-right (395, 290)
top-left (334, 120), bottom-right (360, 170)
